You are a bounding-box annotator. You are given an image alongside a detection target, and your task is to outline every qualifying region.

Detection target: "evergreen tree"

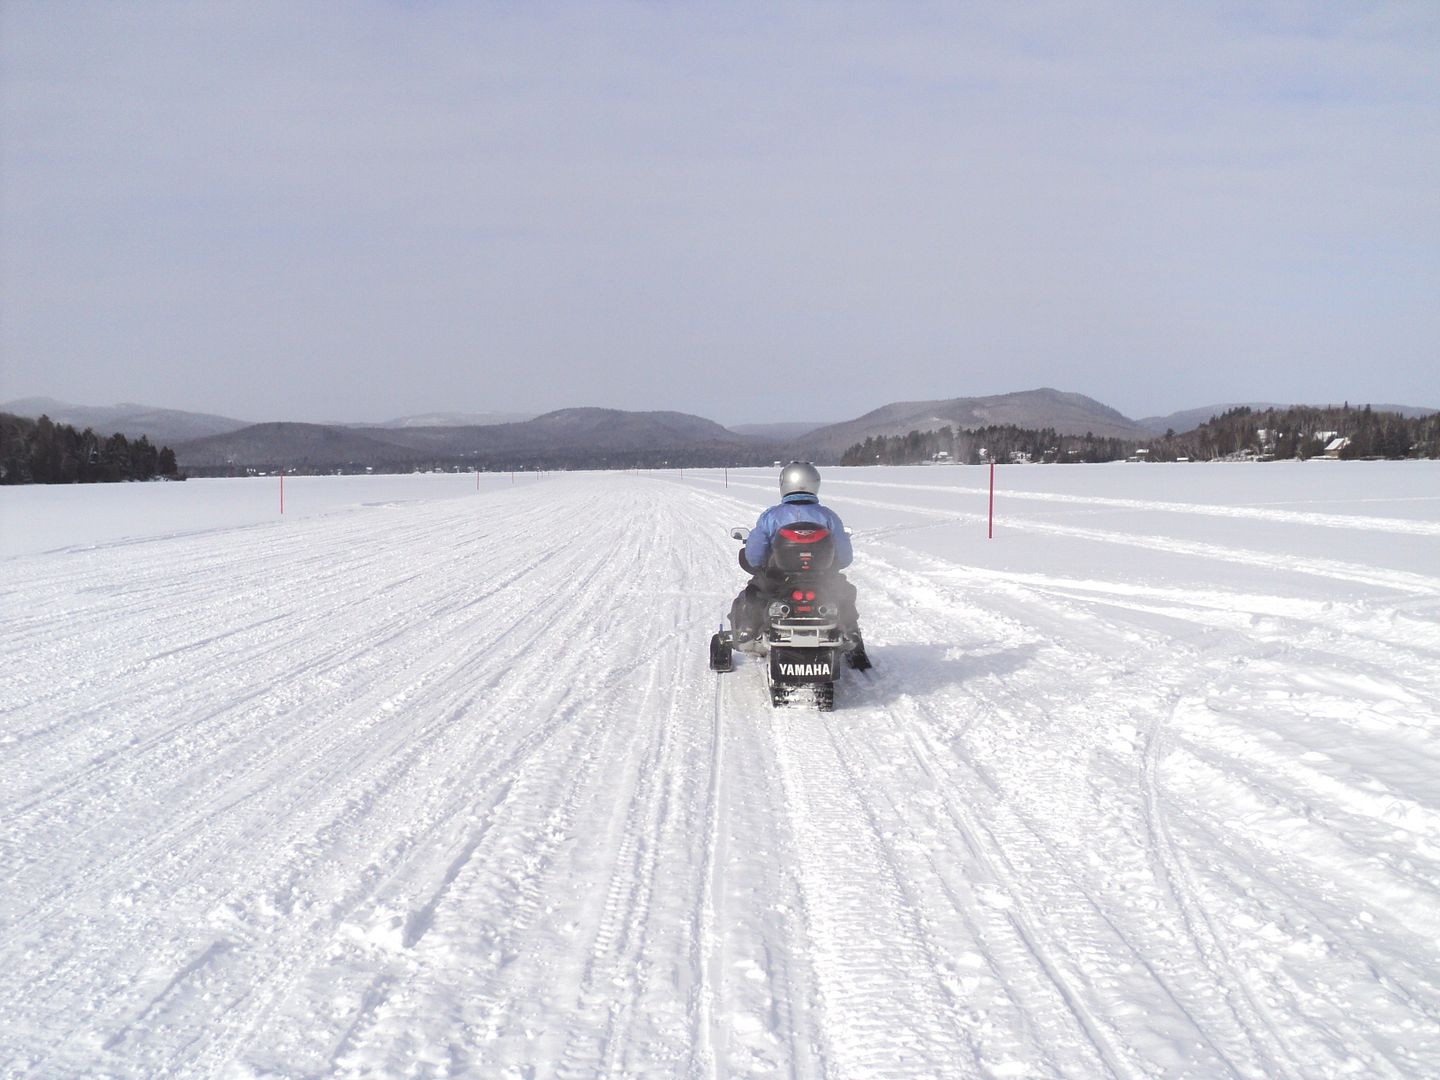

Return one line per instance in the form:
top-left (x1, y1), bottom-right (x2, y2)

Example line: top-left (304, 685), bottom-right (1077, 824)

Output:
top-left (0, 413), bottom-right (182, 484)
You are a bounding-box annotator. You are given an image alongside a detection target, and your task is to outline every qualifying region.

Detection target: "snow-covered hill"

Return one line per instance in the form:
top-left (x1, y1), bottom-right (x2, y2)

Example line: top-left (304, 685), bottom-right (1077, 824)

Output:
top-left (3, 464), bottom-right (1438, 1078)
top-left (0, 397), bottom-right (253, 443)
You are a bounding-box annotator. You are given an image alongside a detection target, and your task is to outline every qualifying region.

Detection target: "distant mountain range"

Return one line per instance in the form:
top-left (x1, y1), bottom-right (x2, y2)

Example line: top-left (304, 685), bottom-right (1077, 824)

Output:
top-left (5, 391), bottom-right (1435, 474)
top-left (172, 423), bottom-right (436, 471)
top-left (354, 410), bottom-right (537, 429)
top-left (728, 421), bottom-right (832, 441)
top-left (0, 398), bottom-right (541, 444)
top-left (367, 407), bottom-right (744, 457)
top-left (0, 397), bottom-right (254, 444)
top-left (172, 408), bottom-right (768, 472)
top-left (787, 388), bottom-right (1155, 458)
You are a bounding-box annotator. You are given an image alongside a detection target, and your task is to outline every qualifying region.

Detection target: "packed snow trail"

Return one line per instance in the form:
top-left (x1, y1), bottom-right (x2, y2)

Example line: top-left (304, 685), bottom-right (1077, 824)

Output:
top-left (2, 467), bottom-right (1438, 1078)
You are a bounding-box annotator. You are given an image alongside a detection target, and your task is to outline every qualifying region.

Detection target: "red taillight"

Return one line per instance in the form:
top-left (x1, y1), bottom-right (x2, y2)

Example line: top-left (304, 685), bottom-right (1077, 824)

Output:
top-left (805, 591), bottom-right (815, 601)
top-left (779, 526), bottom-right (829, 543)
top-left (792, 590), bottom-right (804, 600)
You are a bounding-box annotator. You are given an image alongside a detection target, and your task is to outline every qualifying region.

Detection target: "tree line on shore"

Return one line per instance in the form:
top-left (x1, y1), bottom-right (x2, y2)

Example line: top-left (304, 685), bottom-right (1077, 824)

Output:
top-left (840, 405), bottom-right (1440, 466)
top-left (1, 413), bottom-right (181, 484)
top-left (1159, 405), bottom-right (1438, 461)
top-left (841, 425), bottom-right (1136, 465)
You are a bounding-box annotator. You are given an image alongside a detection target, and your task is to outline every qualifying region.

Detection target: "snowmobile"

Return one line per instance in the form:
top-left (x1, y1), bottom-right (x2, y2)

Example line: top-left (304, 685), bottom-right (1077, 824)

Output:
top-left (709, 522), bottom-right (869, 710)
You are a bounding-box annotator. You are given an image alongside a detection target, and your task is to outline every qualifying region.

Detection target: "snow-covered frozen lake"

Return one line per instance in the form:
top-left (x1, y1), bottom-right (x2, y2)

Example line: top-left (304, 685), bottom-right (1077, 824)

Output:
top-left (0, 471), bottom-right (534, 559)
top-left (3, 463), bottom-right (1438, 1078)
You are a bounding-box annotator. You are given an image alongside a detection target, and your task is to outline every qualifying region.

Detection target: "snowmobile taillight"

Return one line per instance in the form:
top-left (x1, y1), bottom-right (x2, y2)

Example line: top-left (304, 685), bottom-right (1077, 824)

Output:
top-left (792, 589), bottom-right (804, 600)
top-left (779, 526), bottom-right (829, 543)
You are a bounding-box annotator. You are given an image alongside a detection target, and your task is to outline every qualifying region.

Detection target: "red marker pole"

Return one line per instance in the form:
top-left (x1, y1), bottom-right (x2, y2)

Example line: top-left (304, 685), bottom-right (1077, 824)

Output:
top-left (988, 460), bottom-right (994, 539)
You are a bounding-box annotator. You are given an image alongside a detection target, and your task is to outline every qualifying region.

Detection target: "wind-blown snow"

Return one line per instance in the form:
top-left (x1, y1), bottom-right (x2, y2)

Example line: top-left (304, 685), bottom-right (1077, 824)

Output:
top-left (2, 463), bottom-right (1438, 1078)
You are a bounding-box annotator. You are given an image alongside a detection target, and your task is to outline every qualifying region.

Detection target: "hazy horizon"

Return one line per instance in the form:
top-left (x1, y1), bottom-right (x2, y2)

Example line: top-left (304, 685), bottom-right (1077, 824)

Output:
top-left (7, 387), bottom-right (1439, 436)
top-left (3, 4), bottom-right (1436, 425)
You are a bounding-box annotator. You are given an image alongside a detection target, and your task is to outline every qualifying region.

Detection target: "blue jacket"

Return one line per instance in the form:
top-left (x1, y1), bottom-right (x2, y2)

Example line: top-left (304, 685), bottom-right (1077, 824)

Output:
top-left (745, 493), bottom-right (853, 572)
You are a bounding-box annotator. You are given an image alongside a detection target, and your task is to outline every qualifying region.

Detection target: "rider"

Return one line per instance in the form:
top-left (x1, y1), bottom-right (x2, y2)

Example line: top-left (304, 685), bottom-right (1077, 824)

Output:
top-left (729, 461), bottom-right (862, 647)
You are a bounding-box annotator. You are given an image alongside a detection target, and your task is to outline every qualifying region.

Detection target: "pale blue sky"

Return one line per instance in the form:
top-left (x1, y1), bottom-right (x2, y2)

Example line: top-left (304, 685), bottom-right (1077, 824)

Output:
top-left (2, 2), bottom-right (1436, 424)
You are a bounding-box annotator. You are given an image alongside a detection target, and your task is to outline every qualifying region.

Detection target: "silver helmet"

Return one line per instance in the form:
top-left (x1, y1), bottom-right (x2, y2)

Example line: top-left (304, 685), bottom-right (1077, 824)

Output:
top-left (779, 461), bottom-right (821, 498)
